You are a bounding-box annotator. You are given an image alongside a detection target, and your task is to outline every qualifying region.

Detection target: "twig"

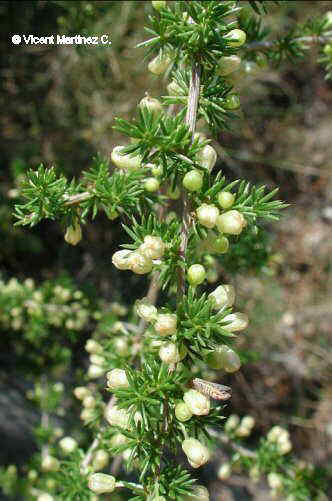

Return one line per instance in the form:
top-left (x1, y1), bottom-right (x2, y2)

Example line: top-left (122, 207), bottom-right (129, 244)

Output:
top-left (177, 61), bottom-right (201, 303)
top-left (209, 428), bottom-right (257, 459)
top-left (245, 34), bottom-right (332, 51)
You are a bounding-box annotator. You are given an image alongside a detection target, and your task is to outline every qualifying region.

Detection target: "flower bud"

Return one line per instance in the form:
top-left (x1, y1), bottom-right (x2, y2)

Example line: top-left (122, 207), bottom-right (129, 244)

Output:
top-left (155, 313), bottom-right (177, 336)
top-left (128, 251), bottom-right (153, 274)
top-left (139, 95), bottom-right (163, 115)
top-left (241, 416), bottom-right (255, 430)
top-left (151, 164), bottom-right (163, 177)
top-left (74, 386), bottom-right (90, 400)
top-left (92, 450), bottom-right (110, 471)
top-left (41, 455), bottom-right (60, 472)
top-left (267, 472), bottom-right (283, 490)
top-left (110, 433), bottom-right (128, 448)
top-left (159, 342), bottom-right (187, 364)
top-left (216, 210), bottom-right (246, 235)
top-left (175, 401), bottom-right (193, 422)
top-left (152, 1), bottom-right (166, 11)
top-left (183, 389), bottom-right (210, 416)
top-left (182, 438), bottom-right (210, 468)
top-left (235, 425), bottom-right (251, 437)
top-left (111, 146), bottom-right (142, 170)
top-left (212, 236), bottom-right (229, 254)
top-left (217, 462), bottom-right (232, 480)
top-left (59, 436), bottom-right (78, 454)
top-left (112, 249), bottom-right (132, 270)
top-left (187, 264), bottom-right (206, 286)
top-left (148, 54), bottom-right (171, 75)
top-left (323, 10), bottom-right (332, 28)
top-left (196, 145), bottom-right (217, 172)
top-left (85, 339), bottom-right (103, 354)
top-left (139, 235), bottom-right (165, 260)
top-left (223, 312), bottom-right (249, 332)
top-left (267, 426), bottom-right (289, 443)
top-left (183, 170), bottom-right (203, 192)
top-left (196, 204), bottom-right (219, 229)
top-left (223, 94), bottom-right (241, 111)
top-left (113, 337), bottom-right (129, 356)
top-left (135, 297), bottom-right (157, 322)
top-left (184, 485), bottom-right (209, 500)
top-left (105, 404), bottom-right (129, 429)
top-left (88, 473), bottom-right (116, 494)
top-left (83, 395), bottom-right (96, 408)
top-left (209, 284), bottom-right (235, 310)
top-left (167, 80), bottom-right (182, 95)
top-left (28, 469), bottom-right (38, 482)
top-left (64, 223), bottom-right (82, 246)
top-left (224, 29), bottom-right (246, 47)
top-left (217, 191), bottom-right (235, 209)
top-left (106, 369), bottom-right (129, 390)
top-left (144, 177), bottom-right (160, 192)
top-left (206, 345), bottom-right (241, 372)
top-left (224, 414), bottom-right (240, 432)
top-left (80, 407), bottom-right (95, 422)
top-left (217, 55), bottom-right (241, 76)
top-left (88, 364), bottom-right (105, 379)
top-left (277, 437), bottom-right (292, 455)
top-left (223, 347), bottom-right (241, 373)
top-left (90, 354), bottom-right (105, 367)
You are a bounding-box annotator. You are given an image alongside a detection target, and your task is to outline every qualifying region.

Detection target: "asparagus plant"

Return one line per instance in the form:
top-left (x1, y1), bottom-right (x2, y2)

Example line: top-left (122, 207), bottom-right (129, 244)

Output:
top-left (8, 1), bottom-right (332, 500)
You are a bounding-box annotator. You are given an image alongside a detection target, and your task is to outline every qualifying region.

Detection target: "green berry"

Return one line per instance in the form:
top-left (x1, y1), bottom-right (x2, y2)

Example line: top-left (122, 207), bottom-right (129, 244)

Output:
top-left (144, 177), bottom-right (160, 192)
top-left (183, 170), bottom-right (203, 192)
top-left (223, 94), bottom-right (241, 110)
top-left (152, 1), bottom-right (166, 10)
top-left (224, 29), bottom-right (246, 48)
top-left (213, 236), bottom-right (229, 254)
top-left (187, 264), bottom-right (206, 285)
top-left (175, 401), bottom-right (193, 422)
top-left (217, 191), bottom-right (235, 209)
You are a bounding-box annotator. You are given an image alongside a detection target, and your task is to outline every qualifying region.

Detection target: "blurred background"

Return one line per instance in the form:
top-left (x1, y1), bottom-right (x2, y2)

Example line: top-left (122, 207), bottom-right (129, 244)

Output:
top-left (1, 1), bottom-right (332, 499)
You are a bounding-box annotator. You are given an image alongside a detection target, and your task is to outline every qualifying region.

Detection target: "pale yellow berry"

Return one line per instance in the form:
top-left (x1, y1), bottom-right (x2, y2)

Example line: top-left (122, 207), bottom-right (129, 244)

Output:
top-left (106, 369), bottom-right (129, 390)
top-left (88, 473), bottom-right (116, 494)
top-left (135, 297), bottom-right (158, 322)
top-left (113, 337), bottom-right (129, 356)
top-left (224, 29), bottom-right (246, 48)
top-left (196, 204), bottom-right (219, 229)
top-left (139, 95), bottom-right (163, 115)
top-left (154, 313), bottom-right (177, 336)
top-left (82, 395), bottom-right (96, 408)
top-left (152, 1), bottom-right (166, 12)
top-left (183, 485), bottom-right (209, 500)
top-left (92, 450), bottom-right (110, 471)
top-left (183, 389), bottom-right (210, 416)
top-left (104, 404), bottom-right (129, 429)
top-left (128, 251), bottom-right (153, 274)
top-left (209, 284), bottom-right (235, 310)
top-left (159, 342), bottom-right (187, 364)
top-left (216, 210), bottom-right (246, 235)
top-left (217, 55), bottom-right (241, 76)
top-left (41, 455), bottom-right (60, 472)
top-left (196, 145), bottom-right (217, 172)
top-left (182, 438), bottom-right (210, 468)
top-left (74, 386), bottom-right (90, 400)
top-left (111, 146), bottom-right (142, 170)
top-left (112, 249), bottom-right (132, 270)
top-left (85, 339), bottom-right (103, 354)
top-left (148, 54), bottom-right (171, 75)
top-left (167, 80), bottom-right (182, 95)
top-left (88, 364), bottom-right (105, 379)
top-left (175, 401), bottom-right (193, 422)
top-left (139, 235), bottom-right (165, 260)
top-left (217, 191), bottom-right (235, 209)
top-left (144, 177), bottom-right (160, 192)
top-left (224, 414), bottom-right (240, 432)
top-left (64, 223), bottom-right (82, 246)
top-left (223, 312), bottom-right (249, 332)
top-left (267, 472), bottom-right (283, 490)
top-left (217, 462), bottom-right (232, 480)
top-left (59, 436), bottom-right (78, 454)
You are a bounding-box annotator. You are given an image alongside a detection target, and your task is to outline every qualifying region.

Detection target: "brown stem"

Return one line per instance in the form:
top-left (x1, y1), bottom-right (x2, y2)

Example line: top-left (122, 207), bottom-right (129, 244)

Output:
top-left (209, 428), bottom-right (257, 459)
top-left (245, 34), bottom-right (332, 51)
top-left (177, 61), bottom-right (201, 303)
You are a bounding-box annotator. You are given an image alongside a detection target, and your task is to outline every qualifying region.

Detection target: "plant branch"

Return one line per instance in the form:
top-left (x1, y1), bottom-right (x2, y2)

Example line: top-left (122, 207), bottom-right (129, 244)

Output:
top-left (177, 61), bottom-right (201, 304)
top-left (245, 34), bottom-right (332, 51)
top-left (209, 428), bottom-right (257, 458)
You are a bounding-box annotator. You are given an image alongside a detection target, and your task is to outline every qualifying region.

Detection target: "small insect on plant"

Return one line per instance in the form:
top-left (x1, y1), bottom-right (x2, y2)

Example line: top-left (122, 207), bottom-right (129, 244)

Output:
top-left (192, 378), bottom-right (232, 401)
